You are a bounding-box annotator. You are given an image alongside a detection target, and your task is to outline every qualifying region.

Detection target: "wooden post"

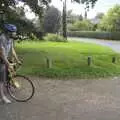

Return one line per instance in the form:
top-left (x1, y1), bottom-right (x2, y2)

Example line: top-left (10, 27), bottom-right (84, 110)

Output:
top-left (112, 57), bottom-right (116, 63)
top-left (46, 57), bottom-right (52, 68)
top-left (88, 56), bottom-right (92, 66)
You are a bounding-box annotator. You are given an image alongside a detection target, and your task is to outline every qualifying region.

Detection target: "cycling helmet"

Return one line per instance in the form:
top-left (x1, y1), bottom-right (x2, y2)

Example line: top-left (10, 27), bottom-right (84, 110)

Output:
top-left (4, 24), bottom-right (17, 32)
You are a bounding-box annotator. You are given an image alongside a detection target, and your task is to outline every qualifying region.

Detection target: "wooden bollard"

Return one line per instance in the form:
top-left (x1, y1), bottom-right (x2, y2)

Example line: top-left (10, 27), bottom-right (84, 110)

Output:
top-left (112, 57), bottom-right (116, 63)
top-left (46, 57), bottom-right (52, 68)
top-left (88, 56), bottom-right (92, 66)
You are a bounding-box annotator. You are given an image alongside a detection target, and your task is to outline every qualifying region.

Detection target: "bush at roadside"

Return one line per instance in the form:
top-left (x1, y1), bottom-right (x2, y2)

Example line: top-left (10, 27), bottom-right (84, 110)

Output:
top-left (44, 34), bottom-right (66, 42)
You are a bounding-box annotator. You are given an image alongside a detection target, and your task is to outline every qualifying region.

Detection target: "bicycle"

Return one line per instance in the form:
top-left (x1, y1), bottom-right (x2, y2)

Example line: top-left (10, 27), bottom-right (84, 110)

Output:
top-left (3, 61), bottom-right (35, 102)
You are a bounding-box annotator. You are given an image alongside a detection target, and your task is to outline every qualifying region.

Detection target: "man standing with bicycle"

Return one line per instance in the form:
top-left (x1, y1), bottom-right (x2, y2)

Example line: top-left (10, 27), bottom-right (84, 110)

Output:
top-left (0, 24), bottom-right (21, 104)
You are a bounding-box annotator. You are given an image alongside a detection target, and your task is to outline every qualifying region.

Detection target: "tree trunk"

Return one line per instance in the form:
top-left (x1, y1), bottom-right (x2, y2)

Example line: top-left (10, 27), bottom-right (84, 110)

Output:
top-left (62, 0), bottom-right (67, 40)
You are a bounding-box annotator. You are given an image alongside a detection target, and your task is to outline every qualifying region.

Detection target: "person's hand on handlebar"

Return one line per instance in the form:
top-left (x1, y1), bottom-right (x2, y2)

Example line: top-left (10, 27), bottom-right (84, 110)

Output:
top-left (8, 64), bottom-right (15, 73)
top-left (17, 59), bottom-right (22, 65)
top-left (18, 60), bottom-right (22, 65)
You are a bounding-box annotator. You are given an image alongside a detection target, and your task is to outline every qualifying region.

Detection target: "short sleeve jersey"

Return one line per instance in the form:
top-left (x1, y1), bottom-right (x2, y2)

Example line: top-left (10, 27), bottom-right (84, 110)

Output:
top-left (0, 33), bottom-right (13, 58)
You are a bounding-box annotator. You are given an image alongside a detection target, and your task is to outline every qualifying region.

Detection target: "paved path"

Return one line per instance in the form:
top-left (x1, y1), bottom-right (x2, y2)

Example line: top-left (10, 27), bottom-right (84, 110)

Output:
top-left (69, 37), bottom-right (120, 53)
top-left (1, 77), bottom-right (120, 120)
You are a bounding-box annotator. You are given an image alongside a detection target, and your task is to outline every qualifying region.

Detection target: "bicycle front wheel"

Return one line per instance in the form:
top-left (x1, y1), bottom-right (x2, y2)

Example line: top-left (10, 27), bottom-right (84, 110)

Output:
top-left (7, 75), bottom-right (35, 102)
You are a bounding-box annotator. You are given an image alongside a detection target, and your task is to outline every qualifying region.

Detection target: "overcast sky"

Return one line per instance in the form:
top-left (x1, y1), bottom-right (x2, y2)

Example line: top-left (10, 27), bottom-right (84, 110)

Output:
top-left (50, 0), bottom-right (120, 18)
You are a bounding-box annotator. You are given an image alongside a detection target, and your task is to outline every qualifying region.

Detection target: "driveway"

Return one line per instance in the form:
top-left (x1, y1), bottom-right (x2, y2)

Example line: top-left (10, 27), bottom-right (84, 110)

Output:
top-left (1, 77), bottom-right (120, 120)
top-left (69, 37), bottom-right (120, 53)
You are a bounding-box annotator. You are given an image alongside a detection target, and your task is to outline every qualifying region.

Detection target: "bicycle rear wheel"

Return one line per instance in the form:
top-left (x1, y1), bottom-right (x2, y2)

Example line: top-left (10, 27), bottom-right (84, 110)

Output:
top-left (7, 75), bottom-right (35, 102)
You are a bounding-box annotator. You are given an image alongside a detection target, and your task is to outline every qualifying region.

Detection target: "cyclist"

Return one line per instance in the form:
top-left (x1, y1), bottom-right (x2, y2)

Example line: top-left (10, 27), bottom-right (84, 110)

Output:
top-left (0, 24), bottom-right (21, 104)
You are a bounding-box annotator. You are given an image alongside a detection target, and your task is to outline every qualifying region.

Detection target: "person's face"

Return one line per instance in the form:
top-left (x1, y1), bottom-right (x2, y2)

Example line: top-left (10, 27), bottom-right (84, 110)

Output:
top-left (8, 31), bottom-right (17, 38)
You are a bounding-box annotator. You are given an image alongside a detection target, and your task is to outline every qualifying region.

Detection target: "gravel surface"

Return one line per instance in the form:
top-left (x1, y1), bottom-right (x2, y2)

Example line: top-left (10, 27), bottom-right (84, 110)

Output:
top-left (1, 77), bottom-right (120, 120)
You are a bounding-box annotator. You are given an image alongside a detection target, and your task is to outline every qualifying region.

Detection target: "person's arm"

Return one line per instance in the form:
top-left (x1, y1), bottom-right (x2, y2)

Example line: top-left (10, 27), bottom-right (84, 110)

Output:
top-left (11, 46), bottom-right (21, 64)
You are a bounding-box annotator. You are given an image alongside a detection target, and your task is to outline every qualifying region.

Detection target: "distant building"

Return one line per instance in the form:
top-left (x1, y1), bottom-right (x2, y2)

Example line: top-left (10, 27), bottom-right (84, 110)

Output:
top-left (90, 18), bottom-right (101, 24)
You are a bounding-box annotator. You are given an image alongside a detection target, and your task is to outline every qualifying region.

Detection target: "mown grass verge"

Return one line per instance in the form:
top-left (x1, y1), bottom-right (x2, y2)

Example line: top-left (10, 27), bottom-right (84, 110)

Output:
top-left (15, 41), bottom-right (120, 79)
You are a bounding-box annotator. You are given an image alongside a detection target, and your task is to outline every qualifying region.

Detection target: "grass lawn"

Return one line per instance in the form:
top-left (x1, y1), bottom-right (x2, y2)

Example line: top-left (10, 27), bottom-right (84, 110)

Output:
top-left (15, 41), bottom-right (120, 78)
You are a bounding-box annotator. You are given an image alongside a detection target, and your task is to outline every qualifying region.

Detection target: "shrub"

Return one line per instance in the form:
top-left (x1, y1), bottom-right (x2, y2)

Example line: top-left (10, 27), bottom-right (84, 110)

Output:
top-left (68, 31), bottom-right (120, 40)
top-left (44, 34), bottom-right (66, 42)
top-left (68, 20), bottom-right (94, 31)
top-left (29, 33), bottom-right (39, 41)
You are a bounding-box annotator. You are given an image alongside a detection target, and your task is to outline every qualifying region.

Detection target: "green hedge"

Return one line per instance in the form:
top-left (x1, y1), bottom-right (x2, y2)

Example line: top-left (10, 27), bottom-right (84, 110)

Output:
top-left (67, 31), bottom-right (120, 40)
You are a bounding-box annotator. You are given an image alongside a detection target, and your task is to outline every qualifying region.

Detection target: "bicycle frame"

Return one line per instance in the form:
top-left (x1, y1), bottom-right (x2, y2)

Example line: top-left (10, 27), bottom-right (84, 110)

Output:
top-left (5, 62), bottom-right (20, 85)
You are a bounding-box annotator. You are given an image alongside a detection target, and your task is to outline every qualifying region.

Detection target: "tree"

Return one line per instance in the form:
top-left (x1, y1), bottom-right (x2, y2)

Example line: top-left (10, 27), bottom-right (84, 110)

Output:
top-left (0, 0), bottom-right (98, 18)
top-left (62, 0), bottom-right (67, 39)
top-left (98, 5), bottom-right (120, 32)
top-left (68, 0), bottom-right (98, 9)
top-left (84, 10), bottom-right (87, 19)
top-left (0, 0), bottom-right (51, 30)
top-left (0, 0), bottom-right (98, 37)
top-left (69, 19), bottom-right (93, 31)
top-left (0, 0), bottom-right (51, 12)
top-left (90, 12), bottom-right (104, 31)
top-left (61, 0), bottom-right (98, 39)
top-left (43, 6), bottom-right (61, 33)
top-left (67, 10), bottom-right (83, 23)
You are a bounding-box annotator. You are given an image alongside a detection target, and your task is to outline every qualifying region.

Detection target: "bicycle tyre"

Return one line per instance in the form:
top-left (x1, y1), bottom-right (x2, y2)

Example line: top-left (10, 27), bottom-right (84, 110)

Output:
top-left (7, 75), bottom-right (35, 102)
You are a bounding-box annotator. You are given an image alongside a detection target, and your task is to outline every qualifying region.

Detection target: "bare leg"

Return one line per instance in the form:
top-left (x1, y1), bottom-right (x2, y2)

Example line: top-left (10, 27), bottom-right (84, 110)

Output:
top-left (0, 64), bottom-right (11, 104)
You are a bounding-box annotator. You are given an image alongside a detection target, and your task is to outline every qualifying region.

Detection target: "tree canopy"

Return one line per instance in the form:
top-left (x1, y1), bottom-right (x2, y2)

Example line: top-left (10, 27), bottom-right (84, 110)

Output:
top-left (43, 6), bottom-right (61, 33)
top-left (0, 0), bottom-right (98, 13)
top-left (98, 5), bottom-right (120, 32)
top-left (0, 0), bottom-right (98, 38)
